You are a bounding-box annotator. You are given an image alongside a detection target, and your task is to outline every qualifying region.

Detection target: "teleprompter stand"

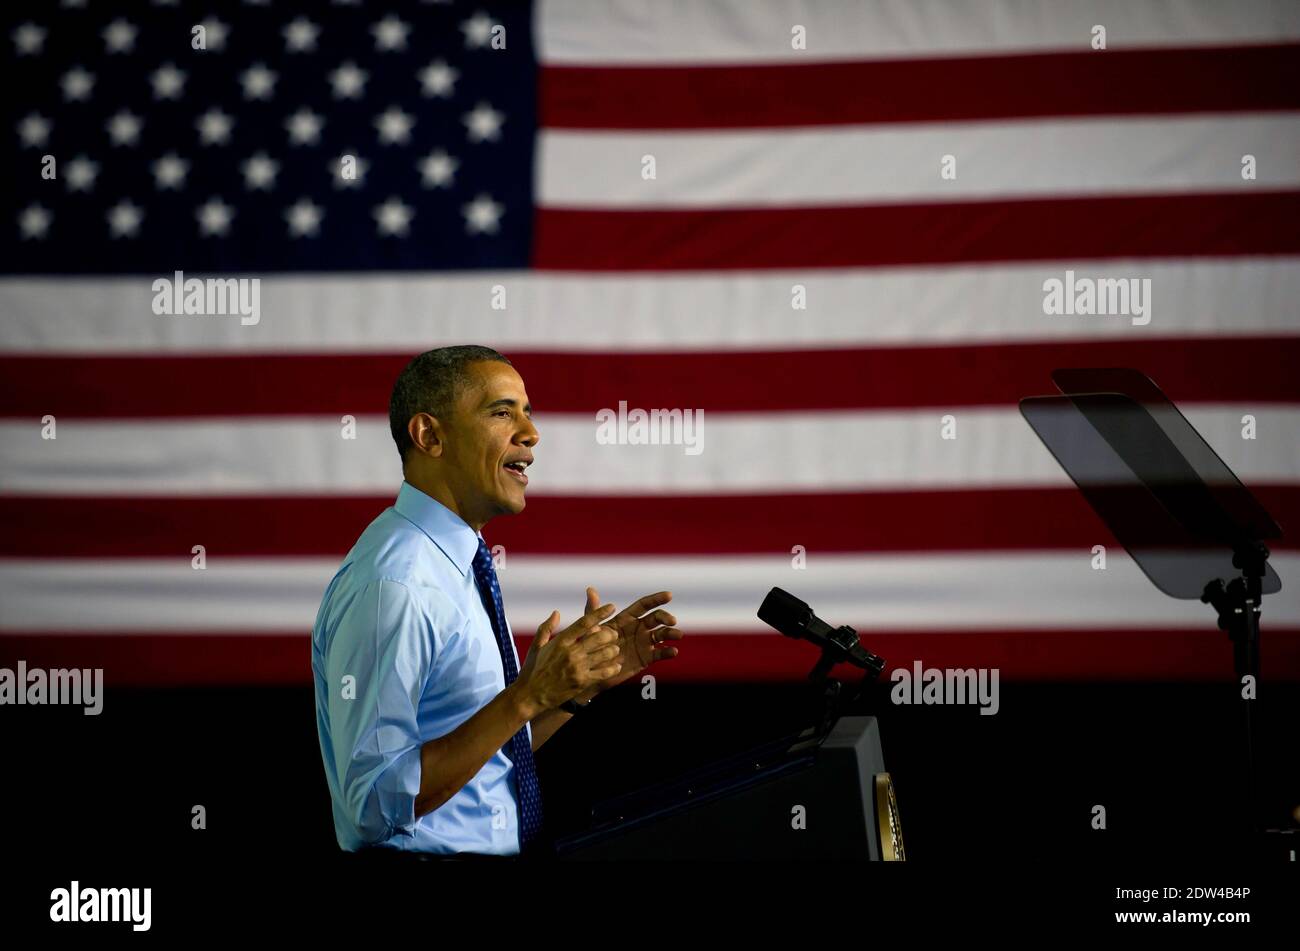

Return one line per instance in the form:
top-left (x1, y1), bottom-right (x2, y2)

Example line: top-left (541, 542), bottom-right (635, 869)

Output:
top-left (1021, 368), bottom-right (1285, 847)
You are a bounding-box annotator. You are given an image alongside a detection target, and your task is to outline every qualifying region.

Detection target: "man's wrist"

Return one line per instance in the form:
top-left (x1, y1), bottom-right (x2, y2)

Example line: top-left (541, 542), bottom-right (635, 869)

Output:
top-left (559, 683), bottom-right (605, 714)
top-left (506, 680), bottom-right (542, 722)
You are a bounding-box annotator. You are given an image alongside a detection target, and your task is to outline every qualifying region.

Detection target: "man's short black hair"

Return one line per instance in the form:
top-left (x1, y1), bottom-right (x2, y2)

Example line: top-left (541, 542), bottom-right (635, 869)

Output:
top-left (389, 345), bottom-right (513, 464)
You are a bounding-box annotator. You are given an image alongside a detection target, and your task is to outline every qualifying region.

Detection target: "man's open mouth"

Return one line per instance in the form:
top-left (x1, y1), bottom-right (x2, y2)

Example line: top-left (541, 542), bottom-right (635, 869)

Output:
top-left (503, 460), bottom-right (530, 485)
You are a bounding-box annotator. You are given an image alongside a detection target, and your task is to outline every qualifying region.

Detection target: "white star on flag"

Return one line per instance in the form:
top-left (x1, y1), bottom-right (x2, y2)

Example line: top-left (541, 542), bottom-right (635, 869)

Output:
top-left (329, 62), bottom-right (368, 100)
top-left (240, 64), bottom-right (278, 101)
top-left (103, 19), bottom-right (137, 54)
top-left (17, 113), bottom-right (52, 148)
top-left (242, 153), bottom-right (280, 190)
top-left (461, 12), bottom-right (495, 49)
top-left (463, 102), bottom-right (504, 143)
top-left (374, 197), bottom-right (413, 236)
top-left (372, 16), bottom-right (410, 52)
top-left (463, 193), bottom-right (503, 234)
top-left (375, 107), bottom-right (415, 145)
top-left (150, 64), bottom-right (186, 100)
top-left (65, 156), bottom-right (99, 192)
top-left (13, 22), bottom-right (46, 56)
top-left (107, 200), bottom-right (143, 238)
top-left (283, 17), bottom-right (320, 52)
top-left (196, 17), bottom-right (230, 52)
top-left (286, 109), bottom-right (324, 146)
top-left (285, 199), bottom-right (323, 237)
top-left (419, 60), bottom-right (458, 98)
top-left (106, 111), bottom-right (143, 147)
top-left (61, 67), bottom-right (96, 102)
top-left (152, 153), bottom-right (189, 189)
top-left (19, 204), bottom-right (52, 239)
top-left (419, 149), bottom-right (458, 188)
top-left (332, 153), bottom-right (368, 189)
top-left (197, 198), bottom-right (235, 236)
top-left (196, 109), bottom-right (234, 146)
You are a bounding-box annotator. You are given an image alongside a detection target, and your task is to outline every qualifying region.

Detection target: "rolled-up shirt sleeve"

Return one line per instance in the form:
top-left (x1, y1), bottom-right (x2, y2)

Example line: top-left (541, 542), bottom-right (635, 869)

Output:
top-left (322, 578), bottom-right (435, 846)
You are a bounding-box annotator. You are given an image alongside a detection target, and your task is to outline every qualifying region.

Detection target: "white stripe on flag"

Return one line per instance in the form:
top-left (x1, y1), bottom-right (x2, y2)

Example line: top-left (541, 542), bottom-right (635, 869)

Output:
top-left (537, 0), bottom-right (1300, 64)
top-left (2, 259), bottom-right (1297, 353)
top-left (538, 116), bottom-right (1300, 208)
top-left (3, 552), bottom-right (1298, 633)
top-left (2, 406), bottom-right (1295, 496)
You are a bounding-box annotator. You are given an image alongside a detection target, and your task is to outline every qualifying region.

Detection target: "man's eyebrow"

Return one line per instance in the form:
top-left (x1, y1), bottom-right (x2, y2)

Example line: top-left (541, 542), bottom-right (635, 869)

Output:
top-left (485, 397), bottom-right (533, 415)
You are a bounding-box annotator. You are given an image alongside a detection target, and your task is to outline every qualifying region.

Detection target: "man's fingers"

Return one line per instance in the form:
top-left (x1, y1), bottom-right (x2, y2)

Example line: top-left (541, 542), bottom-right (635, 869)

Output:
top-left (584, 643), bottom-right (620, 665)
top-left (643, 629), bottom-right (683, 665)
top-left (639, 609), bottom-right (677, 630)
top-left (556, 603), bottom-right (616, 645)
top-left (580, 627), bottom-right (618, 651)
top-left (585, 586), bottom-right (600, 614)
top-left (535, 610), bottom-right (561, 645)
top-left (621, 590), bottom-right (672, 620)
top-left (590, 662), bottom-right (623, 681)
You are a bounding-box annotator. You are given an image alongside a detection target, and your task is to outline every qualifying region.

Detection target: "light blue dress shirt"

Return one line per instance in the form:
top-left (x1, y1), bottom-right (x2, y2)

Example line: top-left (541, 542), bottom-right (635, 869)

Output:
top-left (312, 481), bottom-right (530, 854)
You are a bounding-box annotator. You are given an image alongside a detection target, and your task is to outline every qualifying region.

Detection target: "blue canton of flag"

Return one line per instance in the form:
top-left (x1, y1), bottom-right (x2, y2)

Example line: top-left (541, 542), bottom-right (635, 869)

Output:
top-left (5, 1), bottom-right (536, 273)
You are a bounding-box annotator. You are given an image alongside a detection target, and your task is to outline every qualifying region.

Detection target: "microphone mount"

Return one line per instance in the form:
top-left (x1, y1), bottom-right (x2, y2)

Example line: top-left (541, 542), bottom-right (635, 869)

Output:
top-left (758, 587), bottom-right (886, 730)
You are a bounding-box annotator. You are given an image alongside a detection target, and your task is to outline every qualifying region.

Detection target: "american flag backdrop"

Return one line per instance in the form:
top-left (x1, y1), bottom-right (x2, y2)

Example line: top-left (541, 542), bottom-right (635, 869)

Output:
top-left (2, 0), bottom-right (1299, 686)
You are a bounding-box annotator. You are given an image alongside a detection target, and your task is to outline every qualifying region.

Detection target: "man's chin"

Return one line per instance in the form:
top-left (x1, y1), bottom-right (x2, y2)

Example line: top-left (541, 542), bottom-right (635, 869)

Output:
top-left (492, 492), bottom-right (526, 516)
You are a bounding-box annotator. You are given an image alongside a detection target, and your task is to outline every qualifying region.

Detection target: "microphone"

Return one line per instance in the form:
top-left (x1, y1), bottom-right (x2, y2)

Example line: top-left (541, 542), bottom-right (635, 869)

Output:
top-left (758, 587), bottom-right (885, 676)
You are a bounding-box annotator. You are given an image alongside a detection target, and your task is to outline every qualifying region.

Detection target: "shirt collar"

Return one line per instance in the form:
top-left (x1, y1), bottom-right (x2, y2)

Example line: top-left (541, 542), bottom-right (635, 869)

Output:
top-left (393, 481), bottom-right (483, 578)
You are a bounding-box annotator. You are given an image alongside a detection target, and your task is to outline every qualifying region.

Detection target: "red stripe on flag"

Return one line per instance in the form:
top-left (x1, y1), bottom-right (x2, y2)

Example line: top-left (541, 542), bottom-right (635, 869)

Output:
top-left (5, 337), bottom-right (1300, 419)
top-left (532, 193), bottom-right (1300, 270)
top-left (3, 486), bottom-right (1296, 557)
top-left (1, 629), bottom-right (1296, 685)
top-left (540, 45), bottom-right (1300, 129)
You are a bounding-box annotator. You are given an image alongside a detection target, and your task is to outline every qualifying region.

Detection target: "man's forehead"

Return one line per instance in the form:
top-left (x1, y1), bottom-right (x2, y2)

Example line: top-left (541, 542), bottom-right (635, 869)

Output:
top-left (464, 361), bottom-right (528, 404)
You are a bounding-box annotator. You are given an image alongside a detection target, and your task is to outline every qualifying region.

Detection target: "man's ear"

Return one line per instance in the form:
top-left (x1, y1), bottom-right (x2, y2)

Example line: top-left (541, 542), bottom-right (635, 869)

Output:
top-left (407, 412), bottom-right (445, 458)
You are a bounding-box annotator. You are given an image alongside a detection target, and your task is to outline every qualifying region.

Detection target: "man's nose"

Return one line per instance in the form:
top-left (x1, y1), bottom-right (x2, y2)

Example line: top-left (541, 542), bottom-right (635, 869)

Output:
top-left (517, 418), bottom-right (539, 446)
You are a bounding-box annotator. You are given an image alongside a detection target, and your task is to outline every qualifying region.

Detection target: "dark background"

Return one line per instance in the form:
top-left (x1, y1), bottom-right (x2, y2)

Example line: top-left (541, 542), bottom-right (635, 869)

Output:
top-left (7, 676), bottom-right (1297, 864)
top-left (6, 674), bottom-right (1299, 933)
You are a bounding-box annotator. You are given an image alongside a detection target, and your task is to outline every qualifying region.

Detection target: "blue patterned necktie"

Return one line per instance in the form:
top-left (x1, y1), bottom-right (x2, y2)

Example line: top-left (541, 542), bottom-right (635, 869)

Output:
top-left (471, 537), bottom-right (544, 848)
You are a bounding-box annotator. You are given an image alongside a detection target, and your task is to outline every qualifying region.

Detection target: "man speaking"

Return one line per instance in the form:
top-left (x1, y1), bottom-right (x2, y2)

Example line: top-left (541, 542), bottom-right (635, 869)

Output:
top-left (312, 346), bottom-right (683, 858)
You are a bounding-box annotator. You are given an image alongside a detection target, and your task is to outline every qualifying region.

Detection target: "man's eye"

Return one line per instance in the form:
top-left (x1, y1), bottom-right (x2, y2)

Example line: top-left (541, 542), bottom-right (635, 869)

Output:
top-left (495, 410), bottom-right (511, 418)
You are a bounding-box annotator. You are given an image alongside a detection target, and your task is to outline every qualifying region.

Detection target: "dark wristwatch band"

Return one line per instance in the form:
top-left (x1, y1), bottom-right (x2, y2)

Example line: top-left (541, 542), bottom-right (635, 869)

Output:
top-left (560, 695), bottom-right (594, 714)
